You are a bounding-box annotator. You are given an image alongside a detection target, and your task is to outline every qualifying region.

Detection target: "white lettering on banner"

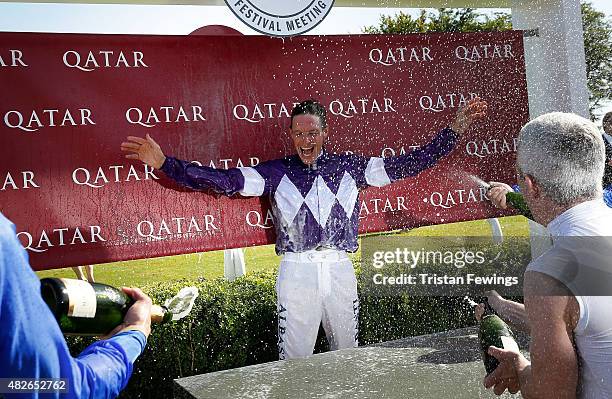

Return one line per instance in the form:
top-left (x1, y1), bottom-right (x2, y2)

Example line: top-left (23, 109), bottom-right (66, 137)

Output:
top-left (3, 108), bottom-right (95, 132)
top-left (125, 105), bottom-right (206, 128)
top-left (246, 209), bottom-right (274, 229)
top-left (136, 215), bottom-right (219, 241)
top-left (426, 187), bottom-right (489, 209)
top-left (328, 98), bottom-right (396, 119)
top-left (72, 164), bottom-right (158, 188)
top-left (1, 171), bottom-right (40, 190)
top-left (455, 44), bottom-right (515, 62)
top-left (381, 145), bottom-right (420, 158)
top-left (190, 157), bottom-right (260, 170)
top-left (0, 50), bottom-right (28, 67)
top-left (419, 92), bottom-right (478, 113)
top-left (465, 137), bottom-right (518, 158)
top-left (359, 196), bottom-right (409, 218)
top-left (18, 226), bottom-right (106, 253)
top-left (62, 50), bottom-right (147, 72)
top-left (233, 98), bottom-right (397, 122)
top-left (233, 102), bottom-right (295, 123)
top-left (368, 47), bottom-right (433, 66)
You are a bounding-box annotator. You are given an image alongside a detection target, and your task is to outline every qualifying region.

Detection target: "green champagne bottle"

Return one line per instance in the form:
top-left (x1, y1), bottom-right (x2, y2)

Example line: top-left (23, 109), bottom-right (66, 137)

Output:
top-left (505, 192), bottom-right (534, 220)
top-left (40, 278), bottom-right (194, 336)
top-left (475, 178), bottom-right (534, 220)
top-left (465, 297), bottom-right (519, 374)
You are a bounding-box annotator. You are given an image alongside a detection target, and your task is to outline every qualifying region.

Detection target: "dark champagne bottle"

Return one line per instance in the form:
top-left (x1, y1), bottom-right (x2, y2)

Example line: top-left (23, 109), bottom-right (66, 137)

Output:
top-left (465, 297), bottom-right (519, 374)
top-left (40, 278), bottom-right (172, 336)
top-left (505, 192), bottom-right (534, 220)
top-left (478, 179), bottom-right (534, 220)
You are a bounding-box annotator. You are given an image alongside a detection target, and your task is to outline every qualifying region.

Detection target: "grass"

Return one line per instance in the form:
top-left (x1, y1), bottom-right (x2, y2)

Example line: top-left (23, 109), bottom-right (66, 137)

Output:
top-left (36, 216), bottom-right (529, 287)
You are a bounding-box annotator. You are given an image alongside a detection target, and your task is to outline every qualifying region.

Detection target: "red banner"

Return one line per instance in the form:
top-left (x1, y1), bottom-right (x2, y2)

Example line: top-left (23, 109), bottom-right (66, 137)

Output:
top-left (0, 31), bottom-right (529, 270)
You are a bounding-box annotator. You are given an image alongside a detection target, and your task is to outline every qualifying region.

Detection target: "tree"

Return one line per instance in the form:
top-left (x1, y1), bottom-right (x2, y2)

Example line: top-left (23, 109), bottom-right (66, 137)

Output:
top-left (363, 8), bottom-right (512, 34)
top-left (582, 2), bottom-right (612, 115)
top-left (364, 4), bottom-right (612, 118)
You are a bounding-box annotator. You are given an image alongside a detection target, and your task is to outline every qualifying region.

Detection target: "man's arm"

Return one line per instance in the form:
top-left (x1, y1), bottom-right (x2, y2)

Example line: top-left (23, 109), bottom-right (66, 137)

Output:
top-left (121, 134), bottom-right (267, 197)
top-left (0, 213), bottom-right (151, 399)
top-left (67, 330), bottom-right (148, 398)
top-left (371, 127), bottom-right (459, 185)
top-left (516, 272), bottom-right (579, 398)
top-left (159, 156), bottom-right (262, 196)
top-left (477, 291), bottom-right (530, 333)
top-left (487, 182), bottom-right (516, 210)
top-left (361, 98), bottom-right (487, 188)
top-left (494, 299), bottom-right (529, 333)
top-left (484, 271), bottom-right (579, 398)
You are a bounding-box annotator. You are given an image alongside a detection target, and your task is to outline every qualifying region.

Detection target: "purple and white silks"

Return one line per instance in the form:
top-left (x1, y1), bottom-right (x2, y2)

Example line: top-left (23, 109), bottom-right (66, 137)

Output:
top-left (160, 127), bottom-right (458, 254)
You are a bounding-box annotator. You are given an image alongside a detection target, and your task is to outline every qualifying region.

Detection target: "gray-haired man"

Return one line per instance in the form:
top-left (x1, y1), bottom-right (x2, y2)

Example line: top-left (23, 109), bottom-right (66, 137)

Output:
top-left (484, 113), bottom-right (612, 398)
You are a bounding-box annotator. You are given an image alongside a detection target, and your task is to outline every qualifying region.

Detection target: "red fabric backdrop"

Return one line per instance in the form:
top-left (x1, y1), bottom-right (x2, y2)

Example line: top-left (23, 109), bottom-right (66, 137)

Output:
top-left (0, 31), bottom-right (529, 270)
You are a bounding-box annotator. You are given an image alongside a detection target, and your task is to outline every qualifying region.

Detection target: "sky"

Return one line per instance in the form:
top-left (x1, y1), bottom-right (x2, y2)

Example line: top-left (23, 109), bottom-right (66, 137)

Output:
top-left (0, 1), bottom-right (610, 118)
top-left (0, 3), bottom-right (420, 35)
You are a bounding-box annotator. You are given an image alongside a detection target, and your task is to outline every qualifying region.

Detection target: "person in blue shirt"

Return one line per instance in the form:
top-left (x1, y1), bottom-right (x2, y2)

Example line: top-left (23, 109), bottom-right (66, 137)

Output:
top-left (0, 212), bottom-right (152, 398)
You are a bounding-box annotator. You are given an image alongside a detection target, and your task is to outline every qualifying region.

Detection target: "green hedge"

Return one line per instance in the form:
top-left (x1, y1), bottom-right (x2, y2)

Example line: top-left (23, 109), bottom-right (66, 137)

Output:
top-left (66, 271), bottom-right (475, 399)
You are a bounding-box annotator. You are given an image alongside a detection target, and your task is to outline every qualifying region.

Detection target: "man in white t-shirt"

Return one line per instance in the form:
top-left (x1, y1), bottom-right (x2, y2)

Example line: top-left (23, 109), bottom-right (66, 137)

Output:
top-left (483, 113), bottom-right (612, 398)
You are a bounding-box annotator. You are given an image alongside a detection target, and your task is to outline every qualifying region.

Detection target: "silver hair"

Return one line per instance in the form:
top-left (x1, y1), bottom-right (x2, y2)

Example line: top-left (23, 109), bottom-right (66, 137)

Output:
top-left (517, 112), bottom-right (604, 206)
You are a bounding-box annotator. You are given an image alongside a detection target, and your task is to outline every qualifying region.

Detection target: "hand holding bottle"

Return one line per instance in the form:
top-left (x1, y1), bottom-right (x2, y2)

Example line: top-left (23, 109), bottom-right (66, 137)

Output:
top-left (41, 278), bottom-right (198, 336)
top-left (475, 290), bottom-right (505, 321)
top-left (474, 303), bottom-right (485, 321)
top-left (466, 296), bottom-right (518, 378)
top-left (483, 346), bottom-right (528, 395)
top-left (102, 287), bottom-right (152, 339)
top-left (487, 182), bottom-right (514, 209)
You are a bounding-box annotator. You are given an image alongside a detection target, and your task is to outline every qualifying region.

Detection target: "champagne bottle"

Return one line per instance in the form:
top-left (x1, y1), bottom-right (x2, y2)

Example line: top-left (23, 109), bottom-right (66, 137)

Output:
top-left (465, 296), bottom-right (519, 375)
top-left (474, 178), bottom-right (534, 220)
top-left (40, 278), bottom-right (197, 336)
top-left (505, 192), bottom-right (534, 220)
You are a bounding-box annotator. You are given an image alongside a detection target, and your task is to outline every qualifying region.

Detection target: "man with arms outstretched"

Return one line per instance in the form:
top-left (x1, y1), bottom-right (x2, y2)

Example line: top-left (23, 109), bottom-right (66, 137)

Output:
top-left (122, 98), bottom-right (486, 360)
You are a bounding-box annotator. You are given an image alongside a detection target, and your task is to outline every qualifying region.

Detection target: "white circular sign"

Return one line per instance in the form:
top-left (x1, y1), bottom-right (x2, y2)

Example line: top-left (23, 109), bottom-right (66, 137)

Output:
top-left (225, 0), bottom-right (335, 37)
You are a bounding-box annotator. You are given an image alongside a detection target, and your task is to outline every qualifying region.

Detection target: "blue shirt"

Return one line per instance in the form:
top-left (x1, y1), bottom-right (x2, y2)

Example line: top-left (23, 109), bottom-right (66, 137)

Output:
top-left (161, 127), bottom-right (458, 254)
top-left (604, 187), bottom-right (612, 208)
top-left (0, 213), bottom-right (146, 399)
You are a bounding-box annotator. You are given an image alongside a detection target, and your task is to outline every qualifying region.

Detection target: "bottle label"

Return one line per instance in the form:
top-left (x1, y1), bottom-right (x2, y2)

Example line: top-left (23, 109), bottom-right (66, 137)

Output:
top-left (500, 336), bottom-right (520, 353)
top-left (61, 278), bottom-right (97, 318)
